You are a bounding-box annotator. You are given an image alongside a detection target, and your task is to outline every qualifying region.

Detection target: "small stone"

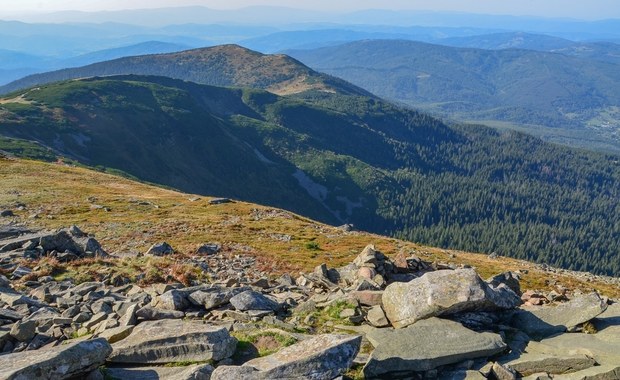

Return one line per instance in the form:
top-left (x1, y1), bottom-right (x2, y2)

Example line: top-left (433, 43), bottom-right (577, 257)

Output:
top-left (366, 305), bottom-right (390, 327)
top-left (10, 320), bottom-right (36, 342)
top-left (492, 362), bottom-right (517, 380)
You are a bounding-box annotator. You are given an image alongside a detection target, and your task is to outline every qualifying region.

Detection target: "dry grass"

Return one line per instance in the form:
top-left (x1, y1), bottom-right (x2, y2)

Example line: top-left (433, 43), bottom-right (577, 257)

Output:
top-left (1, 157), bottom-right (618, 297)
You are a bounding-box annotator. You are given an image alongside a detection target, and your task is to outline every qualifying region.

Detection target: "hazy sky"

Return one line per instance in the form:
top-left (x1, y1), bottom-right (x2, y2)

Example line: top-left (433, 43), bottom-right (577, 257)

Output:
top-left (1, 0), bottom-right (618, 20)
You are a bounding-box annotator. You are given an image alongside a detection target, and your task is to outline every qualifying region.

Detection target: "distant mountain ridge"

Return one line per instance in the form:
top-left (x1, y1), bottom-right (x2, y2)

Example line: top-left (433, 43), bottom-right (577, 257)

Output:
top-left (0, 44), bottom-right (371, 97)
top-left (287, 39), bottom-right (620, 153)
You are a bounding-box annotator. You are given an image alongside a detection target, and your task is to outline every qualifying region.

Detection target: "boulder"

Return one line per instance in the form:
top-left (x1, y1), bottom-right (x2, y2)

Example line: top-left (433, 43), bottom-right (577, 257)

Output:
top-left (188, 287), bottom-right (243, 310)
top-left (230, 290), bottom-right (280, 312)
top-left (10, 320), bottom-right (36, 342)
top-left (487, 271), bottom-right (521, 295)
top-left (145, 242), bottom-right (174, 256)
top-left (108, 319), bottom-right (237, 364)
top-left (509, 292), bottom-right (607, 339)
top-left (104, 364), bottom-right (214, 380)
top-left (212, 334), bottom-right (361, 380)
top-left (157, 289), bottom-right (191, 311)
top-left (135, 305), bottom-right (184, 320)
top-left (363, 318), bottom-right (507, 378)
top-left (196, 243), bottom-right (221, 255)
top-left (0, 338), bottom-right (111, 379)
top-left (508, 302), bottom-right (620, 377)
top-left (382, 268), bottom-right (520, 328)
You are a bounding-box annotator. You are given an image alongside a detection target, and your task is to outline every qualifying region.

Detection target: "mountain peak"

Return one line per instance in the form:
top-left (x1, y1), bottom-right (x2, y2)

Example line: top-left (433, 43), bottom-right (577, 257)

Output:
top-left (0, 44), bottom-right (372, 97)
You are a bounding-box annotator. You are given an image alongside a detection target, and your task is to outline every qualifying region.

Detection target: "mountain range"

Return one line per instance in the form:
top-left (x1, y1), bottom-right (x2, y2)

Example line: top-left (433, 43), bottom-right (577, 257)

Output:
top-left (286, 39), bottom-right (620, 154)
top-left (1, 46), bottom-right (620, 276)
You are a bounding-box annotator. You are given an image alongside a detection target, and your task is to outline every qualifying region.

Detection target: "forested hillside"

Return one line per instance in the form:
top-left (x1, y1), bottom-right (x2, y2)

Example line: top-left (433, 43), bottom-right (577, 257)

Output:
top-left (2, 75), bottom-right (620, 275)
top-left (287, 40), bottom-right (620, 154)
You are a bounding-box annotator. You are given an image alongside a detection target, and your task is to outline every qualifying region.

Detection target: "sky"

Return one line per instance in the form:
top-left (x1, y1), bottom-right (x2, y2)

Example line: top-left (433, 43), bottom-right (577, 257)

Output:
top-left (1, 0), bottom-right (618, 20)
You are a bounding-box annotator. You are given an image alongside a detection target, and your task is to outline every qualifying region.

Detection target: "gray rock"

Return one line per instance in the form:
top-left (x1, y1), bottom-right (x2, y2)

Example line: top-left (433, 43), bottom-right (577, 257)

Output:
top-left (209, 198), bottom-right (232, 205)
top-left (509, 303), bottom-right (620, 378)
top-left (0, 338), bottom-right (111, 379)
top-left (212, 334), bottom-right (361, 380)
top-left (506, 353), bottom-right (596, 377)
top-left (62, 305), bottom-right (81, 318)
top-left (135, 305), bottom-right (184, 320)
top-left (493, 362), bottom-right (517, 380)
top-left (363, 318), bottom-right (507, 378)
top-left (38, 229), bottom-right (107, 258)
top-left (83, 312), bottom-right (108, 330)
top-left (145, 242), bottom-right (174, 256)
top-left (105, 364), bottom-right (214, 380)
top-left (382, 268), bottom-right (520, 328)
top-left (441, 370), bottom-right (487, 380)
top-left (509, 292), bottom-right (607, 339)
top-left (196, 243), bottom-right (221, 255)
top-left (230, 290), bottom-right (280, 312)
top-left (188, 288), bottom-right (240, 310)
top-left (0, 274), bottom-right (10, 288)
top-left (366, 305), bottom-right (390, 328)
top-left (96, 325), bottom-right (134, 344)
top-left (119, 303), bottom-right (138, 326)
top-left (10, 320), bottom-right (36, 342)
top-left (350, 290), bottom-right (384, 306)
top-left (157, 289), bottom-right (191, 311)
top-left (73, 312), bottom-right (92, 323)
top-left (0, 210), bottom-right (14, 217)
top-left (108, 319), bottom-right (237, 364)
top-left (0, 308), bottom-right (22, 321)
top-left (487, 272), bottom-right (521, 295)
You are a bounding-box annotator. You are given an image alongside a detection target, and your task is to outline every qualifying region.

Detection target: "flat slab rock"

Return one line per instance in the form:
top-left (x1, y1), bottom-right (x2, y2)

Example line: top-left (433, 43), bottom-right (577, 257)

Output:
top-left (0, 337), bottom-right (111, 380)
top-left (212, 334), bottom-right (361, 380)
top-left (108, 319), bottom-right (237, 364)
top-left (509, 292), bottom-right (607, 339)
top-left (382, 268), bottom-right (519, 328)
top-left (363, 317), bottom-right (507, 378)
top-left (104, 364), bottom-right (214, 380)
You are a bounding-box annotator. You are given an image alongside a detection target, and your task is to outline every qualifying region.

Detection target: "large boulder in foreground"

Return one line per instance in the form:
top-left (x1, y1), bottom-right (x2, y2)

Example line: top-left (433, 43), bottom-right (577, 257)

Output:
top-left (363, 318), bottom-right (507, 378)
top-left (108, 319), bottom-right (237, 364)
top-left (212, 334), bottom-right (361, 380)
top-left (509, 292), bottom-right (607, 339)
top-left (0, 338), bottom-right (111, 379)
top-left (382, 268), bottom-right (520, 328)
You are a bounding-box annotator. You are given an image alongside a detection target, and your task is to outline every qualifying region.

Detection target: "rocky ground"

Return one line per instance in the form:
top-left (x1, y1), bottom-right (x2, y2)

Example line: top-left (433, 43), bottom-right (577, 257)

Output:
top-left (0, 225), bottom-right (619, 379)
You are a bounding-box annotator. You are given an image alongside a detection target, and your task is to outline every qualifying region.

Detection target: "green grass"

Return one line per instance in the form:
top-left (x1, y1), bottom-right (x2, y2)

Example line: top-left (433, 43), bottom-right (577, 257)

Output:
top-left (232, 330), bottom-right (297, 358)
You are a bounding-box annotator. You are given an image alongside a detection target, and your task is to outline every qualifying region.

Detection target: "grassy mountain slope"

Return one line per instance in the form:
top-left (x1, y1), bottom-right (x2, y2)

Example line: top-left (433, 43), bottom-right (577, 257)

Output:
top-left (2, 75), bottom-right (620, 276)
top-left (0, 45), bottom-right (371, 97)
top-left (287, 40), bottom-right (620, 154)
top-left (1, 156), bottom-right (618, 297)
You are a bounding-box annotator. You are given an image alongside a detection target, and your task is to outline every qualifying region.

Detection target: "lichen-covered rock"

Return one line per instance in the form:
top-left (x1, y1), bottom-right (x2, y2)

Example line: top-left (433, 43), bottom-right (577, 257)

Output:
top-left (212, 334), bottom-right (361, 380)
top-left (108, 319), bottom-right (237, 364)
top-left (382, 268), bottom-right (520, 328)
top-left (509, 292), bottom-right (607, 339)
top-left (229, 290), bottom-right (280, 312)
top-left (363, 318), bottom-right (507, 378)
top-left (0, 338), bottom-right (111, 379)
